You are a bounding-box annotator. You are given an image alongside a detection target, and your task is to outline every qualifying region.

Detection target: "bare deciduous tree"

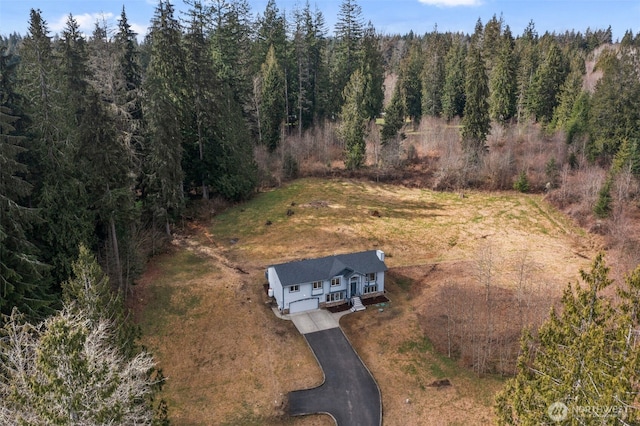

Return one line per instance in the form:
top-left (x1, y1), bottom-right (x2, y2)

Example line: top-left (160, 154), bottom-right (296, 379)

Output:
top-left (0, 308), bottom-right (160, 425)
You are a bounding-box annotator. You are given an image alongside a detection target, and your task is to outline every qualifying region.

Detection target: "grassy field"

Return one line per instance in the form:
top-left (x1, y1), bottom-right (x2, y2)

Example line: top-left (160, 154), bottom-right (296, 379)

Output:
top-left (135, 177), bottom-right (600, 425)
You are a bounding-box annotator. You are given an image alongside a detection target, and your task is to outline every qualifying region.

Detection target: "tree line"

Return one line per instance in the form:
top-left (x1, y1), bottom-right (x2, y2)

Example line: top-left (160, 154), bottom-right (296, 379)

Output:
top-left (3, 0), bottom-right (639, 317)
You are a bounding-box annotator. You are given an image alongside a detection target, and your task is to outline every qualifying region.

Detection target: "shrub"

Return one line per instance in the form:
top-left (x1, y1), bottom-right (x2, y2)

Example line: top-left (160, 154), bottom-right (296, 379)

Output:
top-left (513, 171), bottom-right (530, 193)
top-left (593, 177), bottom-right (613, 218)
top-left (545, 158), bottom-right (560, 188)
top-left (283, 153), bottom-right (299, 179)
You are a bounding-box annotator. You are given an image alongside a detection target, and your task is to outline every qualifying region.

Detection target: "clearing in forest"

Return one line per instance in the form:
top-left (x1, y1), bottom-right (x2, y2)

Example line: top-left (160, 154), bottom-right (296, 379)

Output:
top-left (135, 177), bottom-right (599, 425)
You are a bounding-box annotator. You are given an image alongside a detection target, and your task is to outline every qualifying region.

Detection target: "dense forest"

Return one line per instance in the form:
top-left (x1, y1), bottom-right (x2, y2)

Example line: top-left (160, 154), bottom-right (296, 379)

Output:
top-left (2, 0), bottom-right (639, 317)
top-left (2, 0), bottom-right (640, 422)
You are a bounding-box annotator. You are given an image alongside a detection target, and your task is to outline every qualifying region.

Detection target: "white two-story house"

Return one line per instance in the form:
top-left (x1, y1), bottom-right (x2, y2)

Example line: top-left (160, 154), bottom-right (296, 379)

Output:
top-left (266, 250), bottom-right (387, 314)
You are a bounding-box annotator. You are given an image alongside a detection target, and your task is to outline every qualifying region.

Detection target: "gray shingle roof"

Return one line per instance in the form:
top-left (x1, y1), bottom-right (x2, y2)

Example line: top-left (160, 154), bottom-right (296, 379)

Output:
top-left (270, 250), bottom-right (387, 287)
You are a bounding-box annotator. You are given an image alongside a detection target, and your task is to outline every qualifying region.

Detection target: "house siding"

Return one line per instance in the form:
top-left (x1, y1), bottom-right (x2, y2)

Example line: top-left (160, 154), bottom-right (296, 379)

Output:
top-left (283, 282), bottom-right (316, 312)
top-left (267, 250), bottom-right (387, 314)
top-left (267, 267), bottom-right (284, 311)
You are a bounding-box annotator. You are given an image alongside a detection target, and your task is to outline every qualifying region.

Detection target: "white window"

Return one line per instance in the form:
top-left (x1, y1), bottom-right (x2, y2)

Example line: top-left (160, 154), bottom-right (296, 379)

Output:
top-left (289, 285), bottom-right (300, 293)
top-left (312, 281), bottom-right (322, 290)
top-left (364, 284), bottom-right (378, 294)
top-left (326, 291), bottom-right (345, 302)
top-left (367, 272), bottom-right (376, 282)
top-left (331, 277), bottom-right (341, 286)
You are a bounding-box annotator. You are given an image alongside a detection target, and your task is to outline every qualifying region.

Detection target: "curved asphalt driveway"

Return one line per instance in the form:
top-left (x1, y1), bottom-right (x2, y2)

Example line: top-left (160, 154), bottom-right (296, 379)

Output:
top-left (288, 327), bottom-right (382, 425)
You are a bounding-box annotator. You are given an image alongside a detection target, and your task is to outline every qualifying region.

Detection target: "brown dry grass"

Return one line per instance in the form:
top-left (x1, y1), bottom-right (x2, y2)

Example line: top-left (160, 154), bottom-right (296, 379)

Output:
top-left (135, 177), bottom-right (601, 425)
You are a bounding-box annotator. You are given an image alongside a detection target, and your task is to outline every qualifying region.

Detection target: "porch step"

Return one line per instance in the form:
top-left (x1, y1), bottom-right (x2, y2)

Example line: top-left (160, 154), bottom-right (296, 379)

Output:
top-left (350, 296), bottom-right (366, 312)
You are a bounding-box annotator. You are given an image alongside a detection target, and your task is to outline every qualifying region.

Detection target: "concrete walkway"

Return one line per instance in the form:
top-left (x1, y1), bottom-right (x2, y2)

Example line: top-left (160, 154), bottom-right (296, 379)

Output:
top-left (289, 309), bottom-right (342, 334)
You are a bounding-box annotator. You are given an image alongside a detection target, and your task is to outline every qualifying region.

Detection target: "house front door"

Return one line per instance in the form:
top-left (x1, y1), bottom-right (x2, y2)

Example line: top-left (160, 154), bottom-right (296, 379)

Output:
top-left (350, 277), bottom-right (359, 297)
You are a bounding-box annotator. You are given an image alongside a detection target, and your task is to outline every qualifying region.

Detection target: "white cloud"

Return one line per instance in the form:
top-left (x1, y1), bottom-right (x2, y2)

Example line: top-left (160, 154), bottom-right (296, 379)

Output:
top-left (130, 22), bottom-right (149, 40)
top-left (418, 0), bottom-right (482, 7)
top-left (50, 12), bottom-right (115, 35)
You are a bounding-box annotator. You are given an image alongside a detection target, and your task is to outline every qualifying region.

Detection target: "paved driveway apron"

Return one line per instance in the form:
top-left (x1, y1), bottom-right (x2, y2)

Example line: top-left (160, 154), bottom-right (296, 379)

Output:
top-left (288, 311), bottom-right (381, 425)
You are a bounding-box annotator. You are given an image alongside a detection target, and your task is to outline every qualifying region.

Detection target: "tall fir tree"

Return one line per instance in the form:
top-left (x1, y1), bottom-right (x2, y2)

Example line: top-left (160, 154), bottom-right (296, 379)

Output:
top-left (515, 20), bottom-right (539, 122)
top-left (339, 69), bottom-right (368, 169)
top-left (183, 0), bottom-right (256, 202)
top-left (381, 83), bottom-right (405, 144)
top-left (211, 0), bottom-right (254, 107)
top-left (482, 14), bottom-right (503, 73)
top-left (143, 0), bottom-right (186, 236)
top-left (62, 245), bottom-right (139, 357)
top-left (527, 40), bottom-right (568, 123)
top-left (489, 26), bottom-right (517, 125)
top-left (441, 36), bottom-right (467, 121)
top-left (421, 31), bottom-right (448, 117)
top-left (292, 2), bottom-right (328, 132)
top-left (183, 0), bottom-right (216, 200)
top-left (398, 41), bottom-right (423, 126)
top-left (588, 47), bottom-right (640, 162)
top-left (551, 53), bottom-right (585, 131)
top-left (462, 43), bottom-right (490, 162)
top-left (0, 46), bottom-right (53, 317)
top-left (258, 45), bottom-right (285, 151)
top-left (254, 0), bottom-right (287, 70)
top-left (20, 11), bottom-right (95, 285)
top-left (359, 23), bottom-right (385, 121)
top-left (329, 0), bottom-right (364, 118)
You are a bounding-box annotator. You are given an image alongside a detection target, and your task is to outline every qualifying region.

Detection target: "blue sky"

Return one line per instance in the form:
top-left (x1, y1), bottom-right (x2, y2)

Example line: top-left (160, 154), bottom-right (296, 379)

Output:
top-left (1, 0), bottom-right (638, 41)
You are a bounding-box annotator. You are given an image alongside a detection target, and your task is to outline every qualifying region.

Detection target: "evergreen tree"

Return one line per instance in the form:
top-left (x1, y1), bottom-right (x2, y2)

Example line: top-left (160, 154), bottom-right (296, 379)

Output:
top-left (143, 0), bottom-right (186, 236)
top-left (329, 0), bottom-right (364, 117)
top-left (292, 1), bottom-right (328, 131)
top-left (254, 0), bottom-right (290, 136)
top-left (87, 8), bottom-right (145, 292)
top-left (461, 43), bottom-right (490, 162)
top-left (209, 84), bottom-right (257, 201)
top-left (515, 20), bottom-right (539, 121)
top-left (258, 45), bottom-right (285, 151)
top-left (551, 54), bottom-right (585, 131)
top-left (59, 14), bottom-right (91, 123)
top-left (183, 0), bottom-right (216, 199)
top-left (398, 42), bottom-right (423, 125)
top-left (381, 83), bottom-right (405, 144)
top-left (489, 26), bottom-right (516, 125)
top-left (77, 90), bottom-right (135, 293)
top-left (495, 254), bottom-right (640, 425)
top-left (593, 176), bottom-right (613, 218)
top-left (441, 36), bottom-right (467, 121)
top-left (62, 245), bottom-right (139, 357)
top-left (339, 69), bottom-right (368, 169)
top-left (19, 11), bottom-right (94, 285)
top-left (482, 14), bottom-right (503, 73)
top-left (183, 0), bottom-right (256, 201)
top-left (563, 91), bottom-right (591, 146)
top-left (0, 307), bottom-right (161, 424)
top-left (359, 23), bottom-right (384, 121)
top-left (421, 31), bottom-right (448, 117)
top-left (0, 47), bottom-right (53, 317)
top-left (255, 0), bottom-right (287, 68)
top-left (210, 0), bottom-right (254, 107)
top-left (588, 47), bottom-right (640, 162)
top-left (527, 40), bottom-right (568, 123)
top-left (113, 6), bottom-right (145, 153)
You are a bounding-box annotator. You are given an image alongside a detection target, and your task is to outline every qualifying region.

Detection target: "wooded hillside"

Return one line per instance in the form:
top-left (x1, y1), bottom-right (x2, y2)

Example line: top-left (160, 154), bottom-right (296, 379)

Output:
top-left (1, 0), bottom-right (638, 353)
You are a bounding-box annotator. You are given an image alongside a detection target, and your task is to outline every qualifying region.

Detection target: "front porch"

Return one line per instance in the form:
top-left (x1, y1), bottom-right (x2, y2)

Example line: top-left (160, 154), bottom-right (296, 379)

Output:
top-left (326, 293), bottom-right (390, 313)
